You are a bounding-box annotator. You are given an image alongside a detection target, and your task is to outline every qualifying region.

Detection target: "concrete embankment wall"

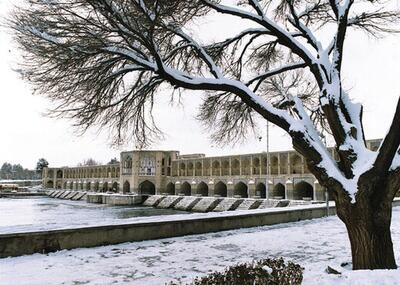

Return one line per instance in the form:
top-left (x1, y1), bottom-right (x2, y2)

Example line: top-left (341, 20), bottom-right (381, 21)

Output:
top-left (0, 205), bottom-right (337, 258)
top-left (1, 199), bottom-right (398, 258)
top-left (0, 192), bottom-right (46, 198)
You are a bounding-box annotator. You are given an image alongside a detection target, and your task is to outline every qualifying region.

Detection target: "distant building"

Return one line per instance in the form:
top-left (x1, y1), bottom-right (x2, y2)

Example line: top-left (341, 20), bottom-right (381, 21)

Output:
top-left (42, 139), bottom-right (382, 201)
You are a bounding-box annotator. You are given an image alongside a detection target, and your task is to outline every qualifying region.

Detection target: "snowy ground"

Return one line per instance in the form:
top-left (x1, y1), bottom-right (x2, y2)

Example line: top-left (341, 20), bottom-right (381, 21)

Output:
top-left (1, 208), bottom-right (399, 284)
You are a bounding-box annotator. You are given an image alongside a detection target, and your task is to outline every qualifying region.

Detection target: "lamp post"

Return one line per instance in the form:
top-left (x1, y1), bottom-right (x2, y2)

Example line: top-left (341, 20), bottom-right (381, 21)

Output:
top-left (266, 122), bottom-right (270, 202)
top-left (319, 132), bottom-right (329, 217)
top-left (259, 122), bottom-right (271, 202)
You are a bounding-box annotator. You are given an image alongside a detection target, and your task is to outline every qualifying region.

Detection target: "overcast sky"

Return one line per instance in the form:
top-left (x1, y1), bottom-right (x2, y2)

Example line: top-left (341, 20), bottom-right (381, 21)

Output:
top-left (1, 0), bottom-right (400, 169)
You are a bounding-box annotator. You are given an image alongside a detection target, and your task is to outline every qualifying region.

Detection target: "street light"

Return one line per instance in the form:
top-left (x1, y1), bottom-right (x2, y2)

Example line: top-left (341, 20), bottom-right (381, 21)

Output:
top-left (259, 122), bottom-right (271, 202)
top-left (266, 121), bottom-right (270, 202)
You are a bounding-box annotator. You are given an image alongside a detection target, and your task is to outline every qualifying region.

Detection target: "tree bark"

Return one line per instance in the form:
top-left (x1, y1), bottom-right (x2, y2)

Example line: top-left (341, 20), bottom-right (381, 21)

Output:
top-left (334, 186), bottom-right (397, 270)
top-left (345, 218), bottom-right (396, 270)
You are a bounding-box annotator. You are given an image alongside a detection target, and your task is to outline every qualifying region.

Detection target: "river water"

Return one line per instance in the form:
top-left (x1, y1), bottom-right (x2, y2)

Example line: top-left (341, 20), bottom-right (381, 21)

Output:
top-left (0, 197), bottom-right (189, 234)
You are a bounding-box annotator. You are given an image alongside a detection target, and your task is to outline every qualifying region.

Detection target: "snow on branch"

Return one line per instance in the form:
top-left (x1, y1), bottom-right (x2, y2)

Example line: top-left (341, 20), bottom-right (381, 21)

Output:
top-left (246, 62), bottom-right (307, 92)
top-left (9, 0), bottom-right (400, 203)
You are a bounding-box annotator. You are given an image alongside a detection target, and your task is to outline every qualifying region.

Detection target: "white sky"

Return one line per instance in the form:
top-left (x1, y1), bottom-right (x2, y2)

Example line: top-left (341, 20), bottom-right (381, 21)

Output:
top-left (0, 0), bottom-right (400, 169)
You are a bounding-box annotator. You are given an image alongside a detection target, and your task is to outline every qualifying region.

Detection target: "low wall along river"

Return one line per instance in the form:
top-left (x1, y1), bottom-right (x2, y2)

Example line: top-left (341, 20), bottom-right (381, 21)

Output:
top-left (1, 193), bottom-right (399, 258)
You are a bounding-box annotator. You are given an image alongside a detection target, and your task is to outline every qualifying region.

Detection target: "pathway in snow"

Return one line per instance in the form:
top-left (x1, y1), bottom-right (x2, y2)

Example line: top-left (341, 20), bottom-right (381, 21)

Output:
top-left (1, 208), bottom-right (399, 285)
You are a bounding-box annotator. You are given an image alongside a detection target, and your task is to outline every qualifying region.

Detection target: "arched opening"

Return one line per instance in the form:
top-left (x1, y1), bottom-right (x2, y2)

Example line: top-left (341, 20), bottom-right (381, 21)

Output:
top-left (56, 170), bottom-right (63, 179)
top-left (203, 160), bottom-right (210, 176)
top-left (252, 157), bottom-right (260, 175)
top-left (180, 182), bottom-right (191, 196)
top-left (271, 156), bottom-right (279, 175)
top-left (123, 181), bottom-right (130, 193)
top-left (291, 155), bottom-right (302, 174)
top-left (234, 182), bottom-right (248, 198)
top-left (272, 183), bottom-right (285, 199)
top-left (222, 160), bottom-right (230, 176)
top-left (195, 182), bottom-right (209, 196)
top-left (214, 181), bottom-right (227, 197)
top-left (179, 163), bottom-right (186, 176)
top-left (294, 181), bottom-right (314, 200)
top-left (232, 159), bottom-right (240, 175)
top-left (69, 182), bottom-right (73, 190)
top-left (86, 182), bottom-right (91, 191)
top-left (166, 182), bottom-right (175, 195)
top-left (212, 161), bottom-right (220, 176)
top-left (256, 182), bottom-right (266, 198)
top-left (241, 158), bottom-right (250, 175)
top-left (279, 154), bottom-right (287, 174)
top-left (46, 180), bottom-right (54, 188)
top-left (195, 162), bottom-right (202, 176)
top-left (139, 180), bottom-right (156, 195)
top-left (63, 182), bottom-right (67, 189)
top-left (112, 182), bottom-right (119, 192)
top-left (102, 182), bottom-right (109, 192)
top-left (187, 162), bottom-right (194, 176)
top-left (93, 181), bottom-right (99, 192)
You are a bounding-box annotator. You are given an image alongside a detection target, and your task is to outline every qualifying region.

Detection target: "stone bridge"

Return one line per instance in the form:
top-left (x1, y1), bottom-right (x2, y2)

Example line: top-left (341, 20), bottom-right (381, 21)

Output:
top-left (42, 139), bottom-right (382, 202)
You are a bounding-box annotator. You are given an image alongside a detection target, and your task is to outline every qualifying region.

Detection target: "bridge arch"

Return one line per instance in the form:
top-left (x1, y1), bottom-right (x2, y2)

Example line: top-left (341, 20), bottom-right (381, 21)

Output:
top-left (256, 182), bottom-right (266, 198)
top-left (94, 181), bottom-right (99, 192)
top-left (234, 181), bottom-right (248, 198)
top-left (139, 180), bottom-right (156, 195)
top-left (123, 181), bottom-right (130, 193)
top-left (86, 182), bottom-right (91, 191)
top-left (112, 182), bottom-right (119, 192)
top-left (165, 182), bottom-right (175, 195)
top-left (195, 182), bottom-right (208, 197)
top-left (180, 182), bottom-right (191, 196)
top-left (273, 183), bottom-right (285, 199)
top-left (214, 181), bottom-right (227, 197)
top-left (46, 180), bottom-right (54, 188)
top-left (102, 182), bottom-right (109, 192)
top-left (294, 181), bottom-right (313, 200)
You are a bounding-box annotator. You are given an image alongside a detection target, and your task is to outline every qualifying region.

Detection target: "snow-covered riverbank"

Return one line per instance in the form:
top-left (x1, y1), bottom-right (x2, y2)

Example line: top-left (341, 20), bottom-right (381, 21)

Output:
top-left (1, 207), bottom-right (399, 284)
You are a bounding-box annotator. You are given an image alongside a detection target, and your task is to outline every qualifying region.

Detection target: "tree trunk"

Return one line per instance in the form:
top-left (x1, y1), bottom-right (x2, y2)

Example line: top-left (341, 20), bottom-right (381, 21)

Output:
top-left (346, 219), bottom-right (397, 270)
top-left (335, 191), bottom-right (397, 270)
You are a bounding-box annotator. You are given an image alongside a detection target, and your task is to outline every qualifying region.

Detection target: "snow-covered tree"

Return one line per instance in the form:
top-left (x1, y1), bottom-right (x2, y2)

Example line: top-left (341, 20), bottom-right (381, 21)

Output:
top-left (9, 0), bottom-right (400, 270)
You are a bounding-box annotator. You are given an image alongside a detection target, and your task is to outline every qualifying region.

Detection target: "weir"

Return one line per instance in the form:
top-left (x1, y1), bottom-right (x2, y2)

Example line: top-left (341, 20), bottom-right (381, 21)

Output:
top-left (143, 195), bottom-right (165, 207)
top-left (191, 197), bottom-right (222, 212)
top-left (236, 199), bottom-right (263, 210)
top-left (213, 198), bottom-right (243, 212)
top-left (47, 190), bottom-right (314, 213)
top-left (156, 196), bottom-right (183, 209)
top-left (173, 196), bottom-right (202, 211)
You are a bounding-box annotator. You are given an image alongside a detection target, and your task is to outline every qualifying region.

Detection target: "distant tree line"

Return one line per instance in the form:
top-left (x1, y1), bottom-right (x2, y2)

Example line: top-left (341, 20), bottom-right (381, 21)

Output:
top-left (77, 158), bottom-right (120, 167)
top-left (0, 162), bottom-right (40, 180)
